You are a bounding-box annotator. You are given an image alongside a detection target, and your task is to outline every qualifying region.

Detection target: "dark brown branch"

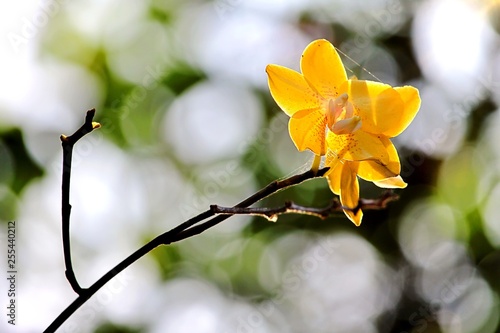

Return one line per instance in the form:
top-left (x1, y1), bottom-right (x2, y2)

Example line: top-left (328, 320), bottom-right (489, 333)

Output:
top-left (60, 109), bottom-right (101, 294)
top-left (44, 208), bottom-right (213, 333)
top-left (209, 190), bottom-right (399, 222)
top-left (45, 110), bottom-right (330, 332)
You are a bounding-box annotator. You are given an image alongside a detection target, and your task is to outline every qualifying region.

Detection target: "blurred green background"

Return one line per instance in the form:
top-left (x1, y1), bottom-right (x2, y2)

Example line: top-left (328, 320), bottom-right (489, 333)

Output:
top-left (1, 0), bottom-right (500, 332)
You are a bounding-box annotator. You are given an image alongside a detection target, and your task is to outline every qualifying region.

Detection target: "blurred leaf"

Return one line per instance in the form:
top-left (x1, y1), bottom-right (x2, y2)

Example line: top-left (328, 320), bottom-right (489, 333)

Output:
top-left (100, 78), bottom-right (137, 147)
top-left (0, 129), bottom-right (44, 194)
top-left (161, 66), bottom-right (206, 95)
top-left (149, 6), bottom-right (172, 24)
top-left (0, 186), bottom-right (18, 221)
top-left (467, 208), bottom-right (495, 259)
top-left (0, 140), bottom-right (14, 186)
top-left (150, 244), bottom-right (183, 280)
top-left (438, 145), bottom-right (480, 212)
top-left (119, 86), bottom-right (174, 148)
top-left (221, 237), bottom-right (267, 297)
top-left (94, 322), bottom-right (143, 333)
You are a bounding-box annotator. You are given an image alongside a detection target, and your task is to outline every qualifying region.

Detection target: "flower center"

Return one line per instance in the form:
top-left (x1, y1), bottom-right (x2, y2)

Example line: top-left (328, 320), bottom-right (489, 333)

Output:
top-left (325, 93), bottom-right (361, 135)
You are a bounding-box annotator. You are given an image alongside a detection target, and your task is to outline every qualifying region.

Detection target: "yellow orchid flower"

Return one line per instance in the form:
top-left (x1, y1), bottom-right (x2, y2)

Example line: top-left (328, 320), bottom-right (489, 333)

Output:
top-left (266, 39), bottom-right (421, 226)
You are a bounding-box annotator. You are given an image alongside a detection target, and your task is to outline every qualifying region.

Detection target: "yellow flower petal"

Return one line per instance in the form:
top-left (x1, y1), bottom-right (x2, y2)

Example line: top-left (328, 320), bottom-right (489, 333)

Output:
top-left (326, 130), bottom-right (392, 165)
top-left (326, 162), bottom-right (363, 225)
top-left (343, 80), bottom-right (407, 137)
top-left (373, 175), bottom-right (407, 189)
top-left (392, 86), bottom-right (421, 137)
top-left (340, 163), bottom-right (363, 226)
top-left (300, 39), bottom-right (347, 99)
top-left (266, 64), bottom-right (321, 116)
top-left (351, 136), bottom-right (401, 181)
top-left (344, 205), bottom-right (363, 226)
top-left (325, 153), bottom-right (342, 195)
top-left (352, 160), bottom-right (399, 181)
top-left (289, 109), bottom-right (327, 155)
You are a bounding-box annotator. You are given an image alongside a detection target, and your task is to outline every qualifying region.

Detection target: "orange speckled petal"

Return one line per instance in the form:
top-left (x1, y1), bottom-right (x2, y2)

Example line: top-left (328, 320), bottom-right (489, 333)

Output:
top-left (326, 130), bottom-right (392, 165)
top-left (289, 109), bottom-right (327, 155)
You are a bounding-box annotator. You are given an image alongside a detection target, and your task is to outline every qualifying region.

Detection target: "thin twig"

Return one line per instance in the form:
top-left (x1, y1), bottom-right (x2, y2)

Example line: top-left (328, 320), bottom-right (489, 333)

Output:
top-left (166, 167), bottom-right (330, 243)
top-left (353, 190), bottom-right (399, 211)
top-left (210, 191), bottom-right (399, 222)
top-left (60, 109), bottom-right (101, 294)
top-left (45, 168), bottom-right (328, 332)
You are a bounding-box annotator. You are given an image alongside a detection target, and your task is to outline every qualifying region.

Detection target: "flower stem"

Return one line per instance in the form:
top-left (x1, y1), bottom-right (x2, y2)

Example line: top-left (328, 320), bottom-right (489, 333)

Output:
top-left (311, 154), bottom-right (322, 174)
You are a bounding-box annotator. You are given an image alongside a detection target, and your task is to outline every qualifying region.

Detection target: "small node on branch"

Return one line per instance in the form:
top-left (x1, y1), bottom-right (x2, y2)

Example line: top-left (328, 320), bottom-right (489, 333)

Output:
top-left (267, 214), bottom-right (278, 222)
